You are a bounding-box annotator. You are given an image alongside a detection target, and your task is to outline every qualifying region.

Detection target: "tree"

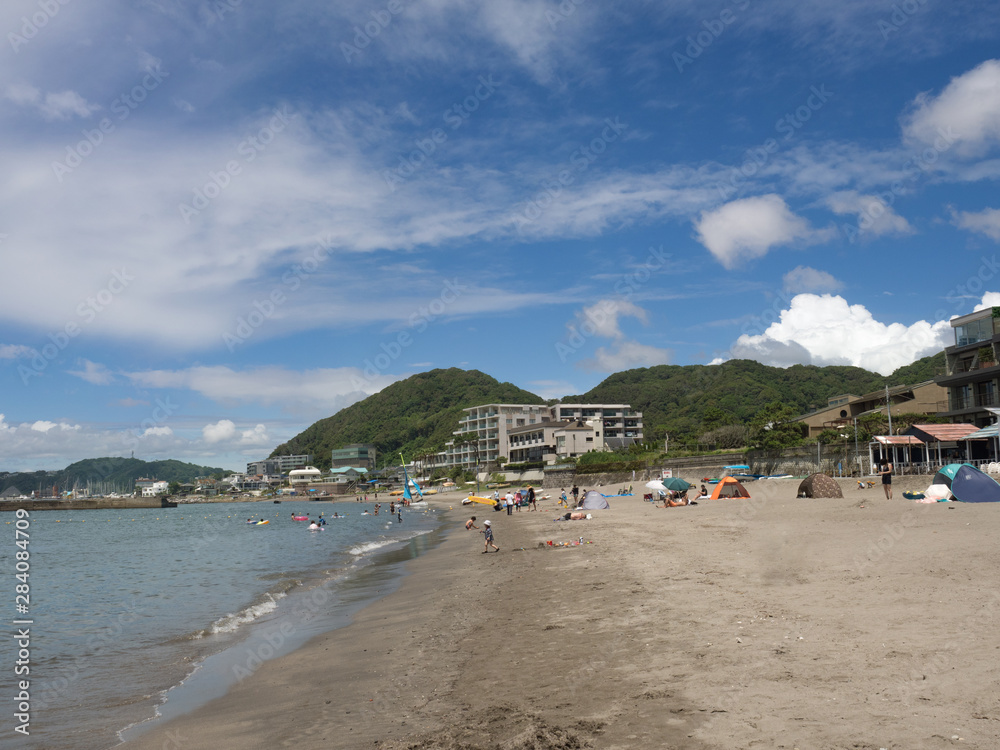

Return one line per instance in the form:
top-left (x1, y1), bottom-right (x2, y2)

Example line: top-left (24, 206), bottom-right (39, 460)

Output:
top-left (167, 481), bottom-right (181, 496)
top-left (749, 402), bottom-right (805, 450)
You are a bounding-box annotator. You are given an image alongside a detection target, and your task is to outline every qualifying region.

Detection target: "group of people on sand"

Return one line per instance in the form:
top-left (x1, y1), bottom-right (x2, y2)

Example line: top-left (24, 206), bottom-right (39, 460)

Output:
top-left (492, 486), bottom-right (537, 513)
top-left (656, 484), bottom-right (708, 508)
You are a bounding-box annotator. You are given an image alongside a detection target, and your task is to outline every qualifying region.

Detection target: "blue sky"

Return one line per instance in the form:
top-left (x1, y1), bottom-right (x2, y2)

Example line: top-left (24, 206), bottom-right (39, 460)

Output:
top-left (2, 0), bottom-right (1000, 472)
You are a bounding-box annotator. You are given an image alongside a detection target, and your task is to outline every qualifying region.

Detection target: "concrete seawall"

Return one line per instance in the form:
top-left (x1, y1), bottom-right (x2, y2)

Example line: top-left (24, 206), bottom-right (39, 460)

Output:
top-left (0, 497), bottom-right (178, 511)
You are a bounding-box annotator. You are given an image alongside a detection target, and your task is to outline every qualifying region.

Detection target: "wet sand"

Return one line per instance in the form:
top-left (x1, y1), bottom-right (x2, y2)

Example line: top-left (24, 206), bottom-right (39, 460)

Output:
top-left (120, 476), bottom-right (1000, 749)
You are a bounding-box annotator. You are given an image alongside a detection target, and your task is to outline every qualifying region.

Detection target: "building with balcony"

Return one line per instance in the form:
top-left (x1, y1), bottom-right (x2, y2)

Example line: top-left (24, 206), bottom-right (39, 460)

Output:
top-left (553, 404), bottom-right (644, 447)
top-left (431, 402), bottom-right (643, 469)
top-left (936, 307), bottom-right (1000, 427)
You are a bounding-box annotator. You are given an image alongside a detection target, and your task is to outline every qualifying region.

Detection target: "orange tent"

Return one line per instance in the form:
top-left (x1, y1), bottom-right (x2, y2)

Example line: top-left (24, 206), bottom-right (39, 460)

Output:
top-left (709, 476), bottom-right (751, 500)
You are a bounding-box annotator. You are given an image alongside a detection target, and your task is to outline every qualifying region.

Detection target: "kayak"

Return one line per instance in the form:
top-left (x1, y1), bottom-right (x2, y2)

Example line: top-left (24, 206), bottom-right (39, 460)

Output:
top-left (247, 520), bottom-right (269, 525)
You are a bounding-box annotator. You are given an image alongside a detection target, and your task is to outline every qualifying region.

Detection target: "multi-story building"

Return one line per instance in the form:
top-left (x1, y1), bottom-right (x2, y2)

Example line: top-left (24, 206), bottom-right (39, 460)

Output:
top-left (331, 444), bottom-right (377, 470)
top-left (246, 459), bottom-right (282, 476)
top-left (936, 306), bottom-right (1000, 427)
top-left (553, 403), bottom-right (644, 447)
top-left (433, 402), bottom-right (643, 469)
top-left (271, 454), bottom-right (313, 472)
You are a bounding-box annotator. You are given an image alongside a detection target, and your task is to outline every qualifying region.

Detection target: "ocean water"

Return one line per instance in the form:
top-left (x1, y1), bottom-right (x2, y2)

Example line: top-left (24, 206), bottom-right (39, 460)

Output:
top-left (0, 499), bottom-right (444, 749)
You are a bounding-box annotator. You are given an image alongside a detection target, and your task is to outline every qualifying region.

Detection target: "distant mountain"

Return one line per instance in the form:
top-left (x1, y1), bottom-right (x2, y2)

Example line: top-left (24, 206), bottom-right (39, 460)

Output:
top-left (0, 457), bottom-right (229, 496)
top-left (270, 368), bottom-right (542, 470)
top-left (562, 353), bottom-right (946, 445)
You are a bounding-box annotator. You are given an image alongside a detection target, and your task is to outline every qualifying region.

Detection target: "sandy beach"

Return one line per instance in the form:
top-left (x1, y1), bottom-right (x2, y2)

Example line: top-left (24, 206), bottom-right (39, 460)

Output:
top-left (120, 476), bottom-right (1000, 750)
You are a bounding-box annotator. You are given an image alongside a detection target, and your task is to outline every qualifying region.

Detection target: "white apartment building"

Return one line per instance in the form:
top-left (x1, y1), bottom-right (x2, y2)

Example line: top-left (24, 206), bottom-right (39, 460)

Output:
top-left (432, 402), bottom-right (643, 469)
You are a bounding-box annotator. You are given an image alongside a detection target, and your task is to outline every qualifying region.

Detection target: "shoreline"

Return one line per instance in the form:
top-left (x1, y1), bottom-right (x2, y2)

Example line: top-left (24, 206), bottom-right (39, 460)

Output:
top-left (119, 478), bottom-right (1000, 749)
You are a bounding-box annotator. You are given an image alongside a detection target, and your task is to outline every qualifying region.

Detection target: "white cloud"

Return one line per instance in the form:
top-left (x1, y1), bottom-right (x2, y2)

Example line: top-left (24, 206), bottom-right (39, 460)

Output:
top-left (582, 340), bottom-right (672, 372)
top-left (5, 85), bottom-right (101, 120)
top-left (122, 364), bottom-right (402, 415)
top-left (69, 359), bottom-right (116, 385)
top-left (0, 344), bottom-right (33, 359)
top-left (141, 426), bottom-right (173, 438)
top-left (31, 421), bottom-right (58, 433)
top-left (694, 194), bottom-right (827, 268)
top-left (730, 294), bottom-right (952, 375)
top-left (202, 419), bottom-right (237, 444)
top-left (240, 424), bottom-right (270, 445)
top-left (569, 299), bottom-right (672, 372)
top-left (825, 190), bottom-right (913, 239)
top-left (952, 207), bottom-right (1000, 240)
top-left (974, 292), bottom-right (1000, 311)
top-left (574, 299), bottom-right (648, 339)
top-left (903, 59), bottom-right (1000, 156)
top-left (783, 266), bottom-right (843, 294)
top-left (202, 420), bottom-right (270, 447)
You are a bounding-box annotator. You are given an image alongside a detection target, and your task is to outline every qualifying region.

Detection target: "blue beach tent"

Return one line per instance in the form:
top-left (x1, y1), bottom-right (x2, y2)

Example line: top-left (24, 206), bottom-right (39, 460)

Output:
top-left (932, 463), bottom-right (1000, 503)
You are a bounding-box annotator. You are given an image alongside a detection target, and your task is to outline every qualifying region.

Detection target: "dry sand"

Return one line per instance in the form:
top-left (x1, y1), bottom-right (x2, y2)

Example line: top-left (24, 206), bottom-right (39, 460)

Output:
top-left (120, 476), bottom-right (1000, 749)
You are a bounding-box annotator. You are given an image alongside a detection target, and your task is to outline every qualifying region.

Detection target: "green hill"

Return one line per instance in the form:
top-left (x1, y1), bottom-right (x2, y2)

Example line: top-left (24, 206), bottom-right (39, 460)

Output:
top-left (270, 368), bottom-right (542, 470)
top-left (563, 353), bottom-right (946, 446)
top-left (0, 457), bottom-right (229, 496)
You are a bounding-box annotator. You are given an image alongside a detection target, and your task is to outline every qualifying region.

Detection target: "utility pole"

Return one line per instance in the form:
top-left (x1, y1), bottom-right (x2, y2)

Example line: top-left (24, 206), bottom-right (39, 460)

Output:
top-left (885, 384), bottom-right (893, 436)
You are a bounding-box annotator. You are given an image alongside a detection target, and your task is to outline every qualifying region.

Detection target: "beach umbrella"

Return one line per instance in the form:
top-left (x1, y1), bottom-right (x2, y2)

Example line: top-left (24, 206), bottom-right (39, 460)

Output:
top-left (662, 477), bottom-right (691, 491)
top-left (645, 480), bottom-right (666, 491)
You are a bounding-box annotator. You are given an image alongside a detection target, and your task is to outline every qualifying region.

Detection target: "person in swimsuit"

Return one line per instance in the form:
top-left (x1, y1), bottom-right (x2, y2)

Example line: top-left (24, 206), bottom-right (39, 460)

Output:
top-left (465, 516), bottom-right (479, 530)
top-left (880, 460), bottom-right (893, 499)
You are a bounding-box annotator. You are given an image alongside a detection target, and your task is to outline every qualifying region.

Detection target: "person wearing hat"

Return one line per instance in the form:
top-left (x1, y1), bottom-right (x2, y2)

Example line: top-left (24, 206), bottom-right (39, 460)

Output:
top-left (482, 519), bottom-right (499, 553)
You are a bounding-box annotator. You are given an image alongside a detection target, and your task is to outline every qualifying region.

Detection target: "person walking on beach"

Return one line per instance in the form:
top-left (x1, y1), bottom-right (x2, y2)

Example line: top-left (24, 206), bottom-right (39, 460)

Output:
top-left (880, 460), bottom-right (893, 499)
top-left (465, 516), bottom-right (479, 530)
top-left (571, 485), bottom-right (579, 504)
top-left (505, 492), bottom-right (514, 515)
top-left (482, 520), bottom-right (499, 553)
top-left (514, 489), bottom-right (522, 512)
top-left (527, 485), bottom-right (537, 511)
top-left (559, 489), bottom-right (568, 507)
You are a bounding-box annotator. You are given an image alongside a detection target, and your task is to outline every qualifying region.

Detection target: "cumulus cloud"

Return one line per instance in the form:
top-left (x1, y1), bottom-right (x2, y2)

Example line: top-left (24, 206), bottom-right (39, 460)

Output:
top-left (902, 59), bottom-right (1000, 156)
top-left (694, 194), bottom-right (828, 268)
top-left (567, 299), bottom-right (672, 372)
top-left (783, 266), bottom-right (843, 294)
top-left (952, 207), bottom-right (1000, 240)
top-left (826, 190), bottom-right (913, 240)
top-left (202, 419), bottom-right (237, 444)
top-left (141, 426), bottom-right (173, 437)
top-left (729, 293), bottom-right (952, 375)
top-left (240, 424), bottom-right (270, 445)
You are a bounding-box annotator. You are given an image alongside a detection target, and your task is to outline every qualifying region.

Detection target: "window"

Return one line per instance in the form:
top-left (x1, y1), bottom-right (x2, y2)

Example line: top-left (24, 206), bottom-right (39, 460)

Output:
top-left (956, 316), bottom-right (994, 347)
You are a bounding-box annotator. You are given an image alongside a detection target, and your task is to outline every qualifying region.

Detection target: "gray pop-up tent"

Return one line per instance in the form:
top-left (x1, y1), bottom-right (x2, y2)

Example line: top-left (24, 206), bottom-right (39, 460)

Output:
top-left (579, 490), bottom-right (610, 510)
